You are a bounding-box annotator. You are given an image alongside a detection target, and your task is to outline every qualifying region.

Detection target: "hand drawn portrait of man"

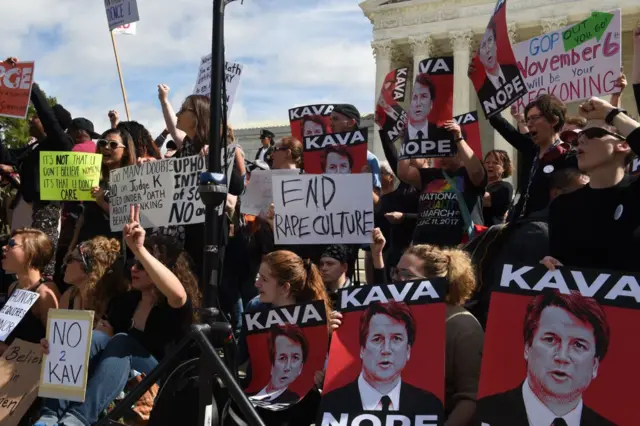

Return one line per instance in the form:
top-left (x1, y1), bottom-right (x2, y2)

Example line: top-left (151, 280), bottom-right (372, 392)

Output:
top-left (478, 291), bottom-right (615, 426)
top-left (320, 301), bottom-right (443, 415)
top-left (249, 324), bottom-right (307, 404)
top-left (476, 18), bottom-right (521, 105)
top-left (406, 74), bottom-right (453, 143)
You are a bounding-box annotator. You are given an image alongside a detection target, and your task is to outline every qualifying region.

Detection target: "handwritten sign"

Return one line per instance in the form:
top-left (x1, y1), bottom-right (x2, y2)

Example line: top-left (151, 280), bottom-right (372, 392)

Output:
top-left (39, 152), bottom-right (102, 202)
top-left (194, 55), bottom-right (243, 114)
top-left (112, 22), bottom-right (137, 35)
top-left (241, 169), bottom-right (300, 216)
top-left (39, 310), bottom-right (94, 402)
top-left (0, 61), bottom-right (35, 119)
top-left (0, 339), bottom-right (43, 426)
top-left (272, 173), bottom-right (374, 245)
top-left (0, 290), bottom-right (39, 342)
top-left (104, 0), bottom-right (140, 31)
top-left (512, 9), bottom-right (621, 110)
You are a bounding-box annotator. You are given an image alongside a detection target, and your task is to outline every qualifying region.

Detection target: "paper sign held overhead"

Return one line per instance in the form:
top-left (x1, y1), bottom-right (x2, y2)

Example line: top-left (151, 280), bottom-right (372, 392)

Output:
top-left (104, 0), bottom-right (140, 31)
top-left (194, 55), bottom-right (243, 114)
top-left (112, 22), bottom-right (137, 35)
top-left (39, 310), bottom-right (94, 403)
top-left (39, 152), bottom-right (102, 202)
top-left (0, 61), bottom-right (35, 119)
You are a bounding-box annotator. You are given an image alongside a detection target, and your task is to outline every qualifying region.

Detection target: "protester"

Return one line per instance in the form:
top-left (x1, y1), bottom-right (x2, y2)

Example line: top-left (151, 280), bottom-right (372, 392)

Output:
top-left (256, 129), bottom-right (275, 165)
top-left (559, 116), bottom-right (588, 145)
top-left (318, 244), bottom-right (352, 304)
top-left (542, 97), bottom-right (640, 272)
top-left (482, 149), bottom-right (513, 225)
top-left (398, 120), bottom-right (486, 247)
top-left (0, 228), bottom-right (60, 351)
top-left (34, 205), bottom-right (199, 426)
top-left (116, 120), bottom-right (163, 162)
top-left (271, 136), bottom-right (303, 170)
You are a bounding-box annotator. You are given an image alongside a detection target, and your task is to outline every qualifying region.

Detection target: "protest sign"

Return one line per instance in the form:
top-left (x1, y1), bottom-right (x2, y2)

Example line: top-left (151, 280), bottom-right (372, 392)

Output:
top-left (0, 290), bottom-right (39, 342)
top-left (39, 310), bottom-right (94, 402)
top-left (243, 301), bottom-right (327, 411)
top-left (39, 152), bottom-right (102, 202)
top-left (376, 67), bottom-right (409, 143)
top-left (630, 156), bottom-right (640, 176)
top-left (470, 0), bottom-right (528, 118)
top-left (455, 111), bottom-right (482, 158)
top-left (399, 57), bottom-right (455, 159)
top-left (104, 0), bottom-right (140, 31)
top-left (272, 173), bottom-right (374, 245)
top-left (0, 339), bottom-right (43, 426)
top-left (303, 129), bottom-right (368, 175)
top-left (193, 55), bottom-right (243, 114)
top-left (289, 104), bottom-right (335, 142)
top-left (241, 169), bottom-right (300, 216)
top-left (477, 264), bottom-right (640, 426)
top-left (318, 280), bottom-right (446, 425)
top-left (511, 10), bottom-right (621, 111)
top-left (0, 61), bottom-right (35, 119)
top-left (112, 22), bottom-right (137, 35)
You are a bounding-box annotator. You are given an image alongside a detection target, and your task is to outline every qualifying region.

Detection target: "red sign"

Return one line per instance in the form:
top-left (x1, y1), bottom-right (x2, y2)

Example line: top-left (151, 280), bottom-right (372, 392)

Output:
top-left (0, 61), bottom-right (35, 119)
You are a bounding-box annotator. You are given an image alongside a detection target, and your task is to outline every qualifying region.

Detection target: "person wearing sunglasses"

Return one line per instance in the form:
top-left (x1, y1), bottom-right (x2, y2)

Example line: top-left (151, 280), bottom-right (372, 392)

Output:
top-left (35, 205), bottom-right (200, 426)
top-left (0, 228), bottom-right (60, 354)
top-left (542, 96), bottom-right (640, 272)
top-left (67, 128), bottom-right (137, 257)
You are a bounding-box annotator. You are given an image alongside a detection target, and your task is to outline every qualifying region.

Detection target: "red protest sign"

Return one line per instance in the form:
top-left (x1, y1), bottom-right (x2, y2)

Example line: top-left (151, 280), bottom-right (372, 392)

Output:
top-left (0, 61), bottom-right (35, 119)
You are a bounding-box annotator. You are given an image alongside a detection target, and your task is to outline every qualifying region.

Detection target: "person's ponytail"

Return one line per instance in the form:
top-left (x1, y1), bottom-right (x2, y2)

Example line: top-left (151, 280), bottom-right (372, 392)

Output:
top-left (300, 261), bottom-right (332, 318)
top-left (442, 248), bottom-right (477, 306)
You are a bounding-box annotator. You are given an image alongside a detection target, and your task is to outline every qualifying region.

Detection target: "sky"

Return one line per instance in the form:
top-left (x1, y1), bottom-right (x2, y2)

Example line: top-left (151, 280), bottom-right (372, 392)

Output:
top-left (2, 0), bottom-right (376, 139)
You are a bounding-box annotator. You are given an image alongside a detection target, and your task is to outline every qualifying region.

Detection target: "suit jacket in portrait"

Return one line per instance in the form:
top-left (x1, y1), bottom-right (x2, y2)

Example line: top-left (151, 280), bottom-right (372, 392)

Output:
top-left (320, 379), bottom-right (444, 417)
top-left (477, 63), bottom-right (522, 105)
top-left (249, 387), bottom-right (300, 405)
top-left (477, 385), bottom-right (615, 426)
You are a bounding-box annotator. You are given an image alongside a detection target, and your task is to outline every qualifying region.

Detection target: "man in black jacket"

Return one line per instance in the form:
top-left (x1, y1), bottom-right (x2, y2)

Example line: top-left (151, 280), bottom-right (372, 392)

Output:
top-left (255, 129), bottom-right (275, 167)
top-left (319, 301), bottom-right (443, 418)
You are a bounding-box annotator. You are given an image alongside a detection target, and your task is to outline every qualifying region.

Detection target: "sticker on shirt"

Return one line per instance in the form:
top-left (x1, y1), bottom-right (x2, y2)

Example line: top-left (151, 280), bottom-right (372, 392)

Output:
top-left (614, 204), bottom-right (623, 220)
top-left (543, 165), bottom-right (554, 174)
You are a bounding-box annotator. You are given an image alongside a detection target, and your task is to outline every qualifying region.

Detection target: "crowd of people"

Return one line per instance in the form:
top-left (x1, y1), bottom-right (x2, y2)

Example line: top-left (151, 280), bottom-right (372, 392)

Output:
top-left (0, 25), bottom-right (638, 426)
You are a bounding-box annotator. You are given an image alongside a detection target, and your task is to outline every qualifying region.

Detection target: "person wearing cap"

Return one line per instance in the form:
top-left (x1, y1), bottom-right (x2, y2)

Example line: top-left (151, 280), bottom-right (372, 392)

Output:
top-left (68, 118), bottom-right (100, 153)
top-left (330, 104), bottom-right (383, 200)
top-left (542, 96), bottom-right (640, 272)
top-left (318, 245), bottom-right (352, 304)
top-left (256, 129), bottom-right (275, 166)
top-left (559, 116), bottom-right (587, 145)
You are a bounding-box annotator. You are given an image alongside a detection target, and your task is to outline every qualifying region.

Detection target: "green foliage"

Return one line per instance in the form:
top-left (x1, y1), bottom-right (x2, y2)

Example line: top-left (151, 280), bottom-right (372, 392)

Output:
top-left (0, 90), bottom-right (57, 149)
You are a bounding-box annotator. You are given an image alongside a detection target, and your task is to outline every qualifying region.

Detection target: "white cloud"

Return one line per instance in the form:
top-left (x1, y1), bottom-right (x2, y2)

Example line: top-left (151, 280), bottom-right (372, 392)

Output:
top-left (2, 0), bottom-right (375, 137)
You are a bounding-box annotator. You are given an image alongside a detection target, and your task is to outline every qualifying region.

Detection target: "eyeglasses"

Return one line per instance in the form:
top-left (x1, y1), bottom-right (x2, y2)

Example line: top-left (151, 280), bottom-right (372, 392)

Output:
top-left (525, 114), bottom-right (544, 124)
top-left (177, 107), bottom-right (195, 116)
top-left (97, 139), bottom-right (125, 150)
top-left (390, 267), bottom-right (424, 282)
top-left (6, 238), bottom-right (22, 249)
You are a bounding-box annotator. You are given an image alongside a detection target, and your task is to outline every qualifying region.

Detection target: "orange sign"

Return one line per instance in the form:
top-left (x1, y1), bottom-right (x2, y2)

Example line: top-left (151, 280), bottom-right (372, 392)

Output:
top-left (0, 61), bottom-right (35, 119)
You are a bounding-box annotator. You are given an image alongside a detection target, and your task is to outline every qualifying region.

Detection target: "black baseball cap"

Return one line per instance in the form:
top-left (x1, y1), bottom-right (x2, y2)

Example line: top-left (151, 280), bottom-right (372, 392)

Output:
top-left (70, 118), bottom-right (101, 139)
top-left (260, 129), bottom-right (275, 139)
top-left (333, 104), bottom-right (361, 127)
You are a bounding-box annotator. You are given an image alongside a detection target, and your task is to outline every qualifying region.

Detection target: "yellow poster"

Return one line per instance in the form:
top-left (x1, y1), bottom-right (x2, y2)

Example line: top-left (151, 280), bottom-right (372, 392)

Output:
top-left (39, 152), bottom-right (102, 201)
top-left (38, 309), bottom-right (94, 403)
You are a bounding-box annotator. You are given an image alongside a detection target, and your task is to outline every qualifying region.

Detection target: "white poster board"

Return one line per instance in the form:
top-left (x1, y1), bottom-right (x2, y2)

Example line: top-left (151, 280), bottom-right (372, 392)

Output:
top-left (512, 9), bottom-right (621, 110)
top-left (194, 55), bottom-right (243, 114)
top-left (241, 169), bottom-right (300, 216)
top-left (39, 310), bottom-right (94, 403)
top-left (272, 173), bottom-right (374, 245)
top-left (104, 0), bottom-right (140, 31)
top-left (112, 22), bottom-right (137, 35)
top-left (0, 290), bottom-right (39, 342)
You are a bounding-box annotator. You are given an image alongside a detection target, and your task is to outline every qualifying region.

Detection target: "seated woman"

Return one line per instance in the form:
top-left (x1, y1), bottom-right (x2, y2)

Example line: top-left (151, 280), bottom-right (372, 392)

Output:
top-left (0, 228), bottom-right (60, 352)
top-left (34, 205), bottom-right (200, 426)
top-left (368, 228), bottom-right (484, 426)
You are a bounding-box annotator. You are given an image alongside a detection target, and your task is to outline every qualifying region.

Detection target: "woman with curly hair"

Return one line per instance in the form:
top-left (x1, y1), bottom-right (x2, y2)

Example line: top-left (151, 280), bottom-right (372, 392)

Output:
top-left (116, 120), bottom-right (162, 162)
top-left (369, 229), bottom-right (484, 426)
top-left (34, 205), bottom-right (200, 426)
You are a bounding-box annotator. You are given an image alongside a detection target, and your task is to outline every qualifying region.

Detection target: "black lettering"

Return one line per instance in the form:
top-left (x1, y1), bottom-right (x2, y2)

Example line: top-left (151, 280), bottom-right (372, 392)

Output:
top-left (281, 179), bottom-right (303, 207)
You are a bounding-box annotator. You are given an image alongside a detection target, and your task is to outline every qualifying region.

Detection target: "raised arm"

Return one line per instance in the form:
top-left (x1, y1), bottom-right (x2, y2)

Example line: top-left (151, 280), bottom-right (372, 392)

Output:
top-left (158, 84), bottom-right (186, 149)
top-left (28, 81), bottom-right (72, 151)
top-left (124, 205), bottom-right (187, 308)
top-left (397, 158), bottom-right (422, 188)
top-left (444, 120), bottom-right (486, 188)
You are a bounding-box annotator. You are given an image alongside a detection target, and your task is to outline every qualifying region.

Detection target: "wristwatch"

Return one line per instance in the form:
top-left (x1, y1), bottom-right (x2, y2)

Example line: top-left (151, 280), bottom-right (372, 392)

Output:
top-left (605, 108), bottom-right (627, 125)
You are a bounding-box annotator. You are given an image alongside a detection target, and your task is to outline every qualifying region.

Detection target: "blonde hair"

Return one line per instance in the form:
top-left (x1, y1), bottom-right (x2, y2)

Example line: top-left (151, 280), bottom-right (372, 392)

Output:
top-left (404, 245), bottom-right (477, 306)
top-left (80, 236), bottom-right (129, 318)
top-left (11, 228), bottom-right (53, 273)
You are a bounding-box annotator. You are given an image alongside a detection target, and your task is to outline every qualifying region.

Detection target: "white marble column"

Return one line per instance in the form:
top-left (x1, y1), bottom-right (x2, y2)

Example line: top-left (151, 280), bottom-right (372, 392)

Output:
top-left (541, 16), bottom-right (568, 34)
top-left (408, 35), bottom-right (434, 81)
top-left (449, 31), bottom-right (474, 116)
top-left (371, 40), bottom-right (395, 158)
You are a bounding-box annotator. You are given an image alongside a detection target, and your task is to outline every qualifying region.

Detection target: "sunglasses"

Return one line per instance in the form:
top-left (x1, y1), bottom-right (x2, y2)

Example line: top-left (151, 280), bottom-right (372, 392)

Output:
top-left (580, 127), bottom-right (626, 141)
top-left (177, 107), bottom-right (195, 116)
top-left (6, 238), bottom-right (21, 249)
top-left (65, 245), bottom-right (92, 272)
top-left (133, 260), bottom-right (145, 271)
top-left (97, 139), bottom-right (126, 150)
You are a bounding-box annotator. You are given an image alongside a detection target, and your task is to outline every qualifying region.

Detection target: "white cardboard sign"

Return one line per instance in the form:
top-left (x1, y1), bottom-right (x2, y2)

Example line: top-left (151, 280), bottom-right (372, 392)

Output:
top-left (0, 290), bottom-right (39, 342)
top-left (194, 55), bottom-right (243, 114)
top-left (104, 0), bottom-right (140, 31)
top-left (241, 169), bottom-right (300, 216)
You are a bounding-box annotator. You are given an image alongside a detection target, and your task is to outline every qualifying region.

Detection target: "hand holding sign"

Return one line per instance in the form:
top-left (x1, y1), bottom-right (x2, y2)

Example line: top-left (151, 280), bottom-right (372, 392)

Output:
top-left (123, 204), bottom-right (145, 254)
top-left (442, 120), bottom-right (462, 139)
